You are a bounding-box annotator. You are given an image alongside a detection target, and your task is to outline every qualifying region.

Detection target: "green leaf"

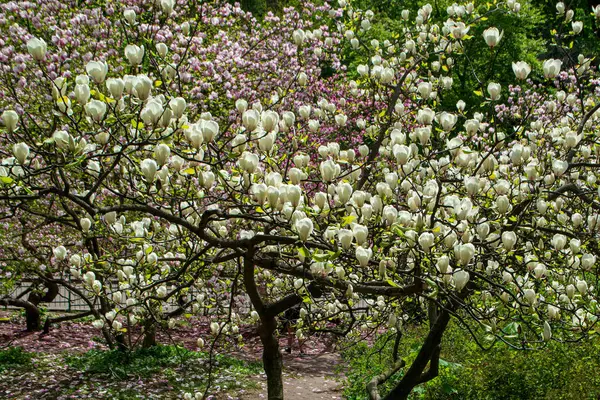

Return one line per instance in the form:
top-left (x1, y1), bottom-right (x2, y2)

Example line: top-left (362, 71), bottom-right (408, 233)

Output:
top-left (297, 246), bottom-right (310, 260)
top-left (342, 215), bottom-right (356, 226)
top-left (131, 119), bottom-right (144, 130)
top-left (386, 279), bottom-right (399, 288)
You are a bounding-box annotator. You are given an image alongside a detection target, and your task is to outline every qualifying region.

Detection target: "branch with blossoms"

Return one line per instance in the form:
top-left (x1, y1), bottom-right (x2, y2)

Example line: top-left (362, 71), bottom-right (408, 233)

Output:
top-left (2, 0), bottom-right (600, 399)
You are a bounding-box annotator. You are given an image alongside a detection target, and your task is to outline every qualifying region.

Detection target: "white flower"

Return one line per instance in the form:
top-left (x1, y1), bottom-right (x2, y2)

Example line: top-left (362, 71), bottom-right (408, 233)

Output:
top-left (438, 112), bottom-right (457, 131)
top-left (157, 285), bottom-right (167, 298)
top-left (501, 231), bottom-right (517, 251)
top-left (418, 232), bottom-right (434, 252)
top-left (551, 233), bottom-right (567, 250)
top-left (512, 61), bottom-right (531, 80)
top-left (242, 109), bottom-right (259, 131)
top-left (125, 44), bottom-right (145, 66)
top-left (383, 205), bottom-right (398, 224)
top-left (295, 217), bottom-right (314, 241)
top-left (154, 144), bottom-right (171, 166)
top-left (482, 27), bottom-right (503, 48)
top-left (582, 254), bottom-right (596, 270)
top-left (123, 9), bottom-right (136, 24)
top-left (353, 224), bottom-right (369, 245)
top-left (453, 270), bottom-right (470, 291)
top-left (92, 319), bottom-right (104, 329)
top-left (543, 321), bottom-right (552, 341)
top-left (543, 59), bottom-right (562, 79)
top-left (2, 110), bottom-right (19, 133)
top-left (355, 247), bottom-right (372, 267)
top-left (235, 99), bottom-right (248, 113)
top-left (200, 120), bottom-right (219, 142)
top-left (70, 255), bottom-right (82, 267)
top-left (106, 78), bottom-right (125, 99)
top-left (13, 142), bottom-right (29, 164)
top-left (161, 0), bottom-right (175, 15)
top-left (169, 97), bottom-right (186, 118)
top-left (436, 256), bottom-right (450, 274)
top-left (293, 29), bottom-right (306, 46)
top-left (86, 61), bottom-right (108, 83)
top-left (80, 218), bottom-right (92, 233)
top-left (338, 229), bottom-right (353, 249)
top-left (239, 152), bottom-right (259, 174)
top-left (84, 271), bottom-right (96, 285)
top-left (487, 82), bottom-right (501, 100)
top-left (75, 82), bottom-right (91, 104)
top-left (417, 82), bottom-right (432, 99)
top-left (320, 160), bottom-right (337, 182)
top-left (552, 160), bottom-right (568, 177)
top-left (133, 75), bottom-right (152, 100)
top-left (111, 319), bottom-right (122, 330)
top-left (85, 100), bottom-right (107, 122)
top-left (456, 243), bottom-right (475, 265)
top-left (141, 159), bottom-right (158, 182)
top-left (572, 21), bottom-right (583, 34)
top-left (523, 288), bottom-right (536, 305)
top-left (53, 246), bottom-right (68, 261)
top-left (261, 111), bottom-right (279, 132)
top-left (476, 223), bottom-right (490, 240)
top-left (27, 37), bottom-right (47, 61)
top-left (577, 279), bottom-right (588, 294)
top-left (141, 100), bottom-right (164, 126)
top-left (464, 176), bottom-right (479, 196)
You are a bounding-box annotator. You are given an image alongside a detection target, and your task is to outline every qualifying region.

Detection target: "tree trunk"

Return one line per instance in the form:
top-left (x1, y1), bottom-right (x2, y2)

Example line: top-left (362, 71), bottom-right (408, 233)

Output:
top-left (243, 252), bottom-right (285, 400)
top-left (43, 310), bottom-right (93, 334)
top-left (382, 310), bottom-right (450, 400)
top-left (0, 298), bottom-right (41, 331)
top-left (259, 317), bottom-right (284, 400)
top-left (142, 320), bottom-right (157, 348)
top-left (25, 279), bottom-right (59, 332)
top-left (24, 303), bottom-right (41, 331)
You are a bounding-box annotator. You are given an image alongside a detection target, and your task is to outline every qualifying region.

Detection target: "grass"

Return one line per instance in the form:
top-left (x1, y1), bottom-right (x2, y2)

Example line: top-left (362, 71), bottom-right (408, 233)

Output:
top-left (63, 344), bottom-right (262, 397)
top-left (0, 346), bottom-right (33, 372)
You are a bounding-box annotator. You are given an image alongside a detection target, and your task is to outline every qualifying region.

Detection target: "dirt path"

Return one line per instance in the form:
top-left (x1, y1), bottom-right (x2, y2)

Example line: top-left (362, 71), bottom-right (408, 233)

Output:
top-left (241, 352), bottom-right (345, 400)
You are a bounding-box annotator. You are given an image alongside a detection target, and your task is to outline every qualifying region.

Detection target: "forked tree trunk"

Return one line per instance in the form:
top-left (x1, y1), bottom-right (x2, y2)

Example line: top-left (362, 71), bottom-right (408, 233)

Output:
top-left (382, 310), bottom-right (450, 400)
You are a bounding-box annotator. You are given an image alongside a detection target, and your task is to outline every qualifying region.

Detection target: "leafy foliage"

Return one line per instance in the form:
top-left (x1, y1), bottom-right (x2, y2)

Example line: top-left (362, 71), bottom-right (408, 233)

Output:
top-left (0, 347), bottom-right (33, 372)
top-left (65, 345), bottom-right (262, 380)
top-left (341, 323), bottom-right (600, 399)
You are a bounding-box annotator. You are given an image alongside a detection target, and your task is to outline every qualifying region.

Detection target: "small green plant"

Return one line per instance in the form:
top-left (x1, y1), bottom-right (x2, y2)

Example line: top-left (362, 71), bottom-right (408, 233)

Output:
top-left (0, 347), bottom-right (33, 372)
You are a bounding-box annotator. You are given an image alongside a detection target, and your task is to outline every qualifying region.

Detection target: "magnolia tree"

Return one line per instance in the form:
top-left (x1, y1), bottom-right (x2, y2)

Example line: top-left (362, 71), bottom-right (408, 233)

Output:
top-left (2, 0), bottom-right (600, 399)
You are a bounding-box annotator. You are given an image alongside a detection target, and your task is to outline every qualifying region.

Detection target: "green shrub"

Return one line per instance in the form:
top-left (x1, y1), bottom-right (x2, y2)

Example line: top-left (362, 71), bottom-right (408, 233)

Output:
top-left (0, 347), bottom-right (33, 372)
top-left (341, 323), bottom-right (600, 399)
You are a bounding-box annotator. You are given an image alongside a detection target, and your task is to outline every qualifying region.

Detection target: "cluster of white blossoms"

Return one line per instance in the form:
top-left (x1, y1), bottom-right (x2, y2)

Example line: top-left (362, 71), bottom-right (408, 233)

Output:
top-left (1, 0), bottom-right (599, 371)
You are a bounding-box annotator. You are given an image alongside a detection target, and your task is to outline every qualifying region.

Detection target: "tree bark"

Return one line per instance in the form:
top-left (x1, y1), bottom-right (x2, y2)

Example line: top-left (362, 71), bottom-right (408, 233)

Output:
top-left (259, 316), bottom-right (284, 400)
top-left (382, 309), bottom-right (450, 400)
top-left (42, 310), bottom-right (93, 334)
top-left (25, 279), bottom-right (59, 332)
top-left (0, 298), bottom-right (41, 331)
top-left (142, 320), bottom-right (157, 348)
top-left (243, 252), bottom-right (285, 400)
